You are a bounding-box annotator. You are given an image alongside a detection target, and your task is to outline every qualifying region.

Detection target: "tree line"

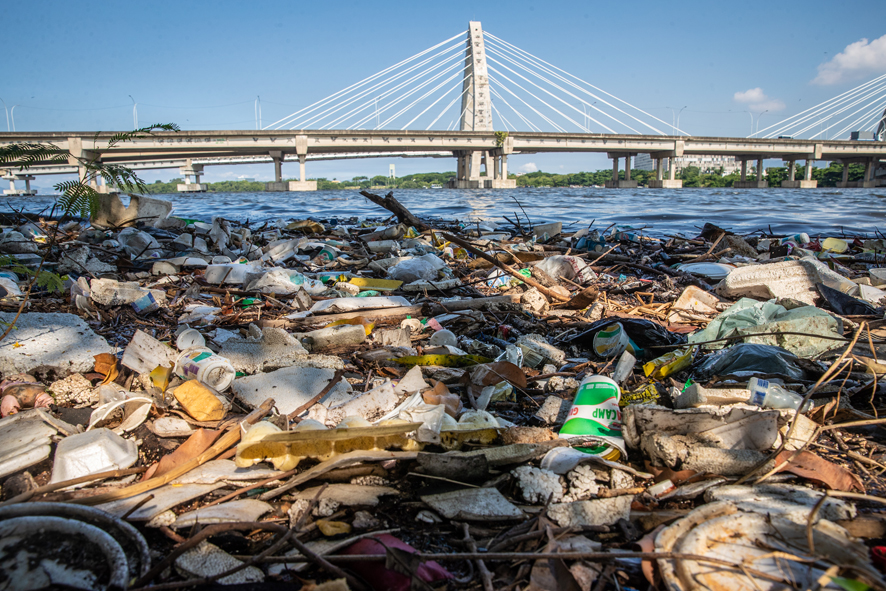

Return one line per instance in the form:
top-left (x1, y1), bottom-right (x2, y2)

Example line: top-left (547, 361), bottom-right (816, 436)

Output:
top-left (140, 162), bottom-right (871, 193)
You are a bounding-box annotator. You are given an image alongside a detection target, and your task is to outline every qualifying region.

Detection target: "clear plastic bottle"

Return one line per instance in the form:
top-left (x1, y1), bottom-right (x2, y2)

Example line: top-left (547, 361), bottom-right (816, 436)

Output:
top-left (747, 377), bottom-right (812, 412)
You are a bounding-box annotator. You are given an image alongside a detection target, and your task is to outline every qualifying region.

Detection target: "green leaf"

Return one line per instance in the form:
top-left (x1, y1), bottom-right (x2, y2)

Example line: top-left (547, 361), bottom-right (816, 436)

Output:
top-left (35, 271), bottom-right (66, 294)
top-left (830, 577), bottom-right (871, 591)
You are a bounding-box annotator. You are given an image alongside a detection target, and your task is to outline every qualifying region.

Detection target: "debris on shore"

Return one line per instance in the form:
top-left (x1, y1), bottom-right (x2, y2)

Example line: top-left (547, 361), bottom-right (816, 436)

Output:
top-left (1, 190), bottom-right (886, 590)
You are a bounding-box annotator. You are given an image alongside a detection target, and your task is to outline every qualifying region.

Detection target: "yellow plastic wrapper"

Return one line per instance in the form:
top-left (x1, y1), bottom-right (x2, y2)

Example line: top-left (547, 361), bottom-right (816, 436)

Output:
top-left (317, 520), bottom-right (352, 536)
top-left (643, 346), bottom-right (696, 381)
top-left (286, 220), bottom-right (324, 234)
top-left (394, 354), bottom-right (491, 367)
top-left (347, 277), bottom-right (403, 292)
top-left (619, 383), bottom-right (660, 407)
top-left (327, 316), bottom-right (375, 336)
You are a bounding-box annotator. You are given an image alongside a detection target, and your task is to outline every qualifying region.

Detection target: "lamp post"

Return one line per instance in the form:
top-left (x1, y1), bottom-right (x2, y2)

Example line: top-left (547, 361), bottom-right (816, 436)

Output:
top-left (128, 95), bottom-right (138, 129)
top-left (255, 96), bottom-right (262, 130)
top-left (10, 105), bottom-right (18, 131)
top-left (665, 106), bottom-right (677, 135)
top-left (755, 109), bottom-right (769, 136)
top-left (676, 105), bottom-right (688, 134)
top-left (0, 98), bottom-right (8, 131)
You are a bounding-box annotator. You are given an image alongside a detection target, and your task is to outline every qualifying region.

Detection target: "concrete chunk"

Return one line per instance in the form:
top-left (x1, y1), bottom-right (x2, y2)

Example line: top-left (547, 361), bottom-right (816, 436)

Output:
top-left (0, 312), bottom-right (113, 376)
top-left (422, 487), bottom-right (524, 521)
top-left (548, 495), bottom-right (633, 527)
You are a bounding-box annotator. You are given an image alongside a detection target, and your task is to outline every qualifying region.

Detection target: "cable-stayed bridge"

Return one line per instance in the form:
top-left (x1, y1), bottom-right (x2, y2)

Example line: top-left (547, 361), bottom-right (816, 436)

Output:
top-left (2, 21), bottom-right (885, 194)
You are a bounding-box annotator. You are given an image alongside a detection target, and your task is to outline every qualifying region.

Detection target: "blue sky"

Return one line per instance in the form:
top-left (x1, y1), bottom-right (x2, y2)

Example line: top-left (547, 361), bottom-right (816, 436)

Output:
top-left (4, 0), bottom-right (885, 187)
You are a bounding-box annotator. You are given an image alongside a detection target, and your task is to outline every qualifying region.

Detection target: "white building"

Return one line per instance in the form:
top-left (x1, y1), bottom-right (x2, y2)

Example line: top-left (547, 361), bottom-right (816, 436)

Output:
top-left (633, 153), bottom-right (741, 175)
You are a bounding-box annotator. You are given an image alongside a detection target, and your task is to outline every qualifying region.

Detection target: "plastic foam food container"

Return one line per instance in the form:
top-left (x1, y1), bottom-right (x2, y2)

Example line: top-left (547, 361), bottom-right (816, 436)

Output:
top-left (678, 262), bottom-right (735, 281)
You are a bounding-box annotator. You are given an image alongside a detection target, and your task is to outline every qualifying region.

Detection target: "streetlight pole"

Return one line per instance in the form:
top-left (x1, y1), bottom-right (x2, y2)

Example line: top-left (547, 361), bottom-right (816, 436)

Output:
top-left (255, 96), bottom-right (262, 130)
top-left (10, 105), bottom-right (18, 131)
top-left (676, 105), bottom-right (687, 134)
top-left (665, 106), bottom-right (676, 135)
top-left (0, 98), bottom-right (8, 131)
top-left (128, 95), bottom-right (138, 129)
top-left (755, 109), bottom-right (769, 135)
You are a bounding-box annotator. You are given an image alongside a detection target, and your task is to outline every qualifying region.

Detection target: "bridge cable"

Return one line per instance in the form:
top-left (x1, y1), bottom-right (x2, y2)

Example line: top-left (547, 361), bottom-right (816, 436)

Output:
top-left (489, 86), bottom-right (543, 132)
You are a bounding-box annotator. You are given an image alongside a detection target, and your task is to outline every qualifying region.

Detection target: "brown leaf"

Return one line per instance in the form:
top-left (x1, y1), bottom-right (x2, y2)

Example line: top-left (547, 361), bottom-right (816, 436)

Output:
top-left (93, 353), bottom-right (119, 385)
top-left (774, 449), bottom-right (865, 492)
top-left (142, 428), bottom-right (222, 481)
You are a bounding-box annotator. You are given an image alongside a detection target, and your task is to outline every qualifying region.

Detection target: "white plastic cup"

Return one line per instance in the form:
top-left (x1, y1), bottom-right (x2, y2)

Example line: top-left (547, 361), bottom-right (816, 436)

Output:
top-left (174, 348), bottom-right (235, 391)
top-left (176, 329), bottom-right (206, 351)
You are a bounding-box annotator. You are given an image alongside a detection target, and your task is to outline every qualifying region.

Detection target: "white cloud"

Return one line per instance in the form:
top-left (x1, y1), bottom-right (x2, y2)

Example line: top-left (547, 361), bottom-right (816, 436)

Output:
top-left (814, 34), bottom-right (886, 85)
top-left (733, 87), bottom-right (785, 113)
top-left (519, 162), bottom-right (538, 173)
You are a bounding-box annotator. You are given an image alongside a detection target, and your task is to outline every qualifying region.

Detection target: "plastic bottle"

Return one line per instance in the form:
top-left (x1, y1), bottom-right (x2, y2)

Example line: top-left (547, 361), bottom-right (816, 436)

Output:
top-left (747, 377), bottom-right (811, 412)
top-left (174, 348), bottom-right (236, 391)
top-left (779, 233), bottom-right (810, 246)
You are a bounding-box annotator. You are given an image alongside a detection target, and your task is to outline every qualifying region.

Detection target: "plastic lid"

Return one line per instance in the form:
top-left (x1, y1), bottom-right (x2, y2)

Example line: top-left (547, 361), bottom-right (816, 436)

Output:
top-left (678, 262), bottom-right (735, 281)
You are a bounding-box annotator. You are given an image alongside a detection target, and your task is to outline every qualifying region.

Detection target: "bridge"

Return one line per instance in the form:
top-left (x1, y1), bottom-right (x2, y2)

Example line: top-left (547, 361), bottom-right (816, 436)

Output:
top-left (2, 21), bottom-right (885, 194)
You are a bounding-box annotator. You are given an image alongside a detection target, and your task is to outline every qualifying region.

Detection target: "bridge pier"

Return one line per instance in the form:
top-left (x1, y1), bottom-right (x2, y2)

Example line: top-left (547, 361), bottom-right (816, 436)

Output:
top-left (836, 158), bottom-right (882, 188)
top-left (265, 150), bottom-right (290, 191)
top-left (2, 172), bottom-right (37, 196)
top-left (287, 136), bottom-right (317, 191)
top-left (604, 153), bottom-right (637, 188)
top-left (177, 160), bottom-right (207, 192)
top-left (734, 157), bottom-right (767, 188)
top-left (781, 158), bottom-right (817, 188)
top-left (647, 156), bottom-right (682, 188)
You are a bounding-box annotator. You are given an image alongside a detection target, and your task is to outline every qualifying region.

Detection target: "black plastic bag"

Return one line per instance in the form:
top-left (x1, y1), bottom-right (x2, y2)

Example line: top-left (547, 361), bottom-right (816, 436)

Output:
top-left (692, 343), bottom-right (810, 381)
top-left (817, 283), bottom-right (878, 316)
top-left (569, 317), bottom-right (686, 359)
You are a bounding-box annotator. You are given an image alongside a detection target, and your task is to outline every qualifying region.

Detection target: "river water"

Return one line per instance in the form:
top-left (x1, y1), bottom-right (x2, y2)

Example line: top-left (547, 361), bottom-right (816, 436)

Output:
top-left (10, 187), bottom-right (886, 238)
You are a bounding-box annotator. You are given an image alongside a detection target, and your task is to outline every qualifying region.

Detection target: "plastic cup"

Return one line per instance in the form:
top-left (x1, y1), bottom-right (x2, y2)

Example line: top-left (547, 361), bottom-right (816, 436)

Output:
top-left (176, 329), bottom-right (206, 351)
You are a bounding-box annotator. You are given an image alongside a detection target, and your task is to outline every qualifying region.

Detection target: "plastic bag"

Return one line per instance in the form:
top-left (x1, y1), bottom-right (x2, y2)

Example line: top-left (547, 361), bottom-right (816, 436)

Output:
top-left (570, 317), bottom-right (686, 357)
top-left (692, 343), bottom-right (811, 381)
top-left (535, 255), bottom-right (597, 284)
top-left (387, 253), bottom-right (446, 282)
top-left (817, 283), bottom-right (878, 316)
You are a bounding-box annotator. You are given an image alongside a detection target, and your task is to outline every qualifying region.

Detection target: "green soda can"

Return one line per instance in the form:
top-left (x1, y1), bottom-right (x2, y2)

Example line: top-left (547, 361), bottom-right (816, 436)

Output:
top-left (558, 375), bottom-right (625, 460)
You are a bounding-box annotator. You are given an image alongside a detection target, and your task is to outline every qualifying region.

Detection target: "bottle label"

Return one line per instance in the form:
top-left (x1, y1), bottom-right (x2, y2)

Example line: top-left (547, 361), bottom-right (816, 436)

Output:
top-left (749, 390), bottom-right (766, 406)
top-left (560, 379), bottom-right (623, 446)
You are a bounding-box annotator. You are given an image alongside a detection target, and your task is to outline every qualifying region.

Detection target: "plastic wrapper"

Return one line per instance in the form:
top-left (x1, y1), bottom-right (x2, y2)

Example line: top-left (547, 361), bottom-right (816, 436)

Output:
top-left (643, 346), bottom-right (696, 380)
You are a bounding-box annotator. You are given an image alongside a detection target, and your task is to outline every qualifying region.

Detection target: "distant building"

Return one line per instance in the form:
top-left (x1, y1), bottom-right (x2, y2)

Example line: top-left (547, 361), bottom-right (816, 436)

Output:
top-left (389, 164), bottom-right (396, 179)
top-left (633, 153), bottom-right (740, 175)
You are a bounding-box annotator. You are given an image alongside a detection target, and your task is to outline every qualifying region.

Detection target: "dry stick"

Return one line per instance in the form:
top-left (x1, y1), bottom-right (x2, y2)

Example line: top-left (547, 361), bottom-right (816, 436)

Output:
top-left (462, 523), bottom-right (494, 591)
top-left (71, 398), bottom-right (276, 506)
top-left (287, 369), bottom-right (346, 421)
top-left (441, 232), bottom-right (570, 302)
top-left (121, 494), bottom-right (154, 520)
top-left (0, 467), bottom-right (148, 506)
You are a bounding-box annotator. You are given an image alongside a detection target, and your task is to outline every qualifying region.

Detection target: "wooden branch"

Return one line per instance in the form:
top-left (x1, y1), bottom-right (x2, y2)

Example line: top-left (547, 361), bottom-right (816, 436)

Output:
top-left (359, 190), bottom-right (428, 230)
top-left (441, 232), bottom-right (571, 302)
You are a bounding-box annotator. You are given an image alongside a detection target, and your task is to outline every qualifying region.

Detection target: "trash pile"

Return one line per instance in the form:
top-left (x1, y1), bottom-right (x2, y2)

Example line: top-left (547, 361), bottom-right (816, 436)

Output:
top-left (1, 190), bottom-right (886, 590)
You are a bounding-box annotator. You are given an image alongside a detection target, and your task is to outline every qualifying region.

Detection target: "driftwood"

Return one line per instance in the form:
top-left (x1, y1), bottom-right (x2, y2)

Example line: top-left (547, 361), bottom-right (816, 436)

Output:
top-left (359, 190), bottom-right (429, 230)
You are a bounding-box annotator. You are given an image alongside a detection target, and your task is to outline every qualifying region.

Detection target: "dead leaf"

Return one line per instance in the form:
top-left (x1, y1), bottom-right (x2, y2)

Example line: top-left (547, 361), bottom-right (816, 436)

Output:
top-left (93, 353), bottom-right (119, 384)
top-left (142, 428), bottom-right (221, 481)
top-left (774, 450), bottom-right (865, 492)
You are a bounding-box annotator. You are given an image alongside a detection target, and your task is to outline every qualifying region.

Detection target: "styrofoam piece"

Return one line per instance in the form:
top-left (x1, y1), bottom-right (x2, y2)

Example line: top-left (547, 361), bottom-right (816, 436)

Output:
top-left (50, 428), bottom-right (138, 486)
top-left (326, 380), bottom-right (399, 425)
top-left (172, 459), bottom-right (283, 485)
top-left (716, 260), bottom-right (820, 305)
top-left (232, 366), bottom-right (352, 415)
top-left (705, 483), bottom-right (856, 522)
top-left (0, 409), bottom-right (67, 479)
top-left (667, 285), bottom-right (720, 324)
top-left (87, 385), bottom-right (153, 434)
top-left (97, 483), bottom-right (223, 521)
top-left (172, 499), bottom-right (273, 529)
top-left (122, 329), bottom-right (176, 374)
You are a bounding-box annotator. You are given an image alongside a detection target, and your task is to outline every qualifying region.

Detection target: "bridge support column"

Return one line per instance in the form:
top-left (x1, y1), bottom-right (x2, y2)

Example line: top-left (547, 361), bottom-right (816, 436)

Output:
top-left (604, 153), bottom-right (637, 188)
top-left (842, 163), bottom-right (850, 185)
top-left (734, 157), bottom-right (768, 188)
top-left (286, 135), bottom-right (317, 191)
top-left (177, 161), bottom-right (207, 192)
top-left (486, 146), bottom-right (515, 188)
top-left (647, 156), bottom-right (682, 188)
top-left (266, 150), bottom-right (290, 191)
top-left (781, 158), bottom-right (817, 188)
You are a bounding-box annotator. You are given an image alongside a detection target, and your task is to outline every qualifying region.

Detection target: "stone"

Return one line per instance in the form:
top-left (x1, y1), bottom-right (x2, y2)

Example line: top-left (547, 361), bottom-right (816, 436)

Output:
top-left (173, 380), bottom-right (228, 421)
top-left (48, 374), bottom-right (96, 406)
top-left (548, 495), bottom-right (633, 528)
top-left (57, 246), bottom-right (116, 275)
top-left (0, 231), bottom-right (37, 254)
top-left (0, 312), bottom-right (113, 376)
top-left (175, 541), bottom-right (264, 585)
top-left (422, 487), bottom-right (524, 521)
top-left (535, 396), bottom-right (571, 424)
top-left (520, 288), bottom-right (549, 314)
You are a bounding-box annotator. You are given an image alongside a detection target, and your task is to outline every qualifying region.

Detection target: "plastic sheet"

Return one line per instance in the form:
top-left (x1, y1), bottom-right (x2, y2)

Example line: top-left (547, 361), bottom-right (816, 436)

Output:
top-left (692, 343), bottom-right (811, 381)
